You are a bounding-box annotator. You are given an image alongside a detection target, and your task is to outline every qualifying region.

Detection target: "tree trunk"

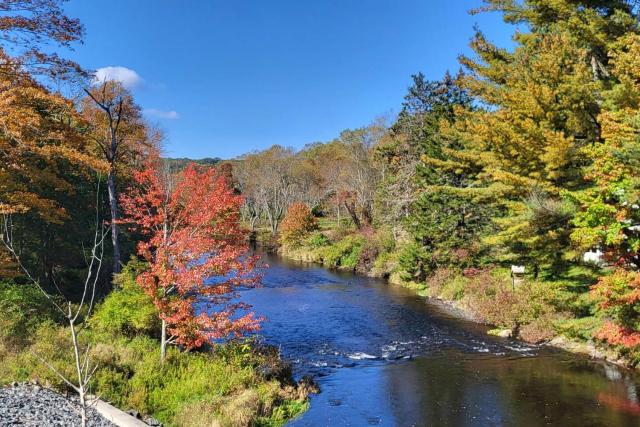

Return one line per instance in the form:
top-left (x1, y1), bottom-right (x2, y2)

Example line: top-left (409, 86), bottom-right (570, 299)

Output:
top-left (267, 210), bottom-right (279, 235)
top-left (160, 318), bottom-right (167, 363)
top-left (361, 204), bottom-right (373, 227)
top-left (344, 200), bottom-right (361, 229)
top-left (107, 170), bottom-right (121, 274)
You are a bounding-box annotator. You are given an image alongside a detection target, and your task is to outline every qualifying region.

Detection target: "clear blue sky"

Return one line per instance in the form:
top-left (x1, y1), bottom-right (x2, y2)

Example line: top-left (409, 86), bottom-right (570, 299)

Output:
top-left (65, 0), bottom-right (514, 159)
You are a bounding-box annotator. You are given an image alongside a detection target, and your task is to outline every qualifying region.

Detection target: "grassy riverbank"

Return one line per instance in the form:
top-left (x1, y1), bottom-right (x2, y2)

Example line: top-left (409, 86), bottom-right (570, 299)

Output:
top-left (272, 223), bottom-right (638, 369)
top-left (0, 267), bottom-right (310, 427)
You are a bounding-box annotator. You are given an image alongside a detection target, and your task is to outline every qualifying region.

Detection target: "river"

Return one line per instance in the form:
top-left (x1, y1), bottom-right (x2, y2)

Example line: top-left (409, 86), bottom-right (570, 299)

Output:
top-left (238, 252), bottom-right (640, 426)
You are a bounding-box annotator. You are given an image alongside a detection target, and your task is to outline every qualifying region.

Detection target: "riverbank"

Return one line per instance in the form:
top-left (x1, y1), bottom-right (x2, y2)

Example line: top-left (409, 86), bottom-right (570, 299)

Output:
top-left (277, 237), bottom-right (637, 370)
top-left (0, 274), bottom-right (310, 427)
top-left (246, 250), bottom-right (640, 426)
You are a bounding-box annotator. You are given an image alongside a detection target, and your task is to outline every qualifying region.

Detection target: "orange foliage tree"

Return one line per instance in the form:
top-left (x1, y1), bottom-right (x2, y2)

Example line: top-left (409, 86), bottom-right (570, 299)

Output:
top-left (279, 202), bottom-right (318, 246)
top-left (120, 160), bottom-right (261, 360)
top-left (0, 0), bottom-right (85, 81)
top-left (0, 55), bottom-right (105, 278)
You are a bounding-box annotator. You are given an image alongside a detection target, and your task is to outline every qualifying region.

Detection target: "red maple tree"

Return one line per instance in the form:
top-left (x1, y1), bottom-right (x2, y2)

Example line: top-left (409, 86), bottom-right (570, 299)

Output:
top-left (121, 159), bottom-right (261, 360)
top-left (591, 269), bottom-right (640, 349)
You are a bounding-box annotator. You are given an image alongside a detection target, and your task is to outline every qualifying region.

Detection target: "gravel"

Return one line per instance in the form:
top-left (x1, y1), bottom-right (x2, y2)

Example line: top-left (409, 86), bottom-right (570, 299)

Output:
top-left (0, 383), bottom-right (115, 426)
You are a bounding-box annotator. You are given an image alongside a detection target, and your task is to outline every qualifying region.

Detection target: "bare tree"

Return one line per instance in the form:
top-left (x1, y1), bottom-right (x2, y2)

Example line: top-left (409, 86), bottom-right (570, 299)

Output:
top-left (81, 81), bottom-right (147, 274)
top-left (336, 125), bottom-right (383, 229)
top-left (236, 146), bottom-right (298, 235)
top-left (1, 179), bottom-right (106, 427)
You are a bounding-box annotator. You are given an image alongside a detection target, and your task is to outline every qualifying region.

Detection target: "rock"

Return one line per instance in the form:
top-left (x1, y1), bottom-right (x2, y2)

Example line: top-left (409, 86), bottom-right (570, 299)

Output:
top-left (0, 383), bottom-right (114, 426)
top-left (127, 409), bottom-right (142, 419)
top-left (488, 328), bottom-right (513, 338)
top-left (298, 375), bottom-right (320, 397)
top-left (144, 416), bottom-right (163, 426)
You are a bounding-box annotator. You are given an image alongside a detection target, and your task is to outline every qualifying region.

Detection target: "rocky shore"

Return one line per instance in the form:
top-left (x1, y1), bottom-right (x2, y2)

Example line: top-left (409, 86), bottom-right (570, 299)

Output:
top-left (0, 383), bottom-right (114, 427)
top-left (278, 247), bottom-right (636, 370)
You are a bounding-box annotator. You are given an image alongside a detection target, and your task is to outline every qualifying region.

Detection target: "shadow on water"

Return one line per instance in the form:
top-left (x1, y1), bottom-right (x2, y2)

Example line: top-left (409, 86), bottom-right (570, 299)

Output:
top-left (238, 251), bottom-right (640, 426)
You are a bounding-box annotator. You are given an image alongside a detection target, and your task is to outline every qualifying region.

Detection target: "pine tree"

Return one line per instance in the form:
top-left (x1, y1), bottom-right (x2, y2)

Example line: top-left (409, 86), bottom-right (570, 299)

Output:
top-left (444, 1), bottom-right (639, 272)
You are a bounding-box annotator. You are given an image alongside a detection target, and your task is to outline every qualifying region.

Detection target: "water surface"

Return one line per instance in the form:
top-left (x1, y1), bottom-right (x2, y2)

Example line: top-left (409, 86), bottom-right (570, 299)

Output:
top-left (240, 253), bottom-right (640, 426)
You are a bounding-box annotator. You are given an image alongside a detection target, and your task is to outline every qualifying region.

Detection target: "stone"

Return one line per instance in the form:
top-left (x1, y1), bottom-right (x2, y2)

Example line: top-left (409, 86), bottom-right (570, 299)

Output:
top-left (488, 328), bottom-right (513, 338)
top-left (127, 409), bottom-right (142, 419)
top-left (0, 383), bottom-right (114, 426)
top-left (144, 416), bottom-right (163, 426)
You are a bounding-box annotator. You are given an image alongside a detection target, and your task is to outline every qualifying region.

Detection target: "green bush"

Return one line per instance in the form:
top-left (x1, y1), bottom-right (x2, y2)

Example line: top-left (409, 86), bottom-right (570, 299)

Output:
top-left (0, 321), bottom-right (77, 388)
top-left (556, 317), bottom-right (603, 341)
top-left (371, 250), bottom-right (399, 278)
top-left (305, 232), bottom-right (330, 249)
top-left (439, 275), bottom-right (466, 301)
top-left (91, 259), bottom-right (160, 337)
top-left (460, 270), bottom-right (564, 342)
top-left (0, 268), bottom-right (308, 426)
top-left (0, 281), bottom-right (62, 350)
top-left (319, 235), bottom-right (366, 269)
top-left (397, 242), bottom-right (432, 282)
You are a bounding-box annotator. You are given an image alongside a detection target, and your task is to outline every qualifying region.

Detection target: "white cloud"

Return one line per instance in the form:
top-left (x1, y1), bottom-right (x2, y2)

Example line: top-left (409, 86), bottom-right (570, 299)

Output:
top-left (143, 108), bottom-right (180, 120)
top-left (93, 66), bottom-right (143, 88)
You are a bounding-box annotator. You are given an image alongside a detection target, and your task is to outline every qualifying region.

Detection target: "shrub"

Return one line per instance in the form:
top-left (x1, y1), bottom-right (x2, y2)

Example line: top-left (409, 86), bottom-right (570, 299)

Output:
top-left (355, 228), bottom-right (396, 274)
top-left (555, 317), bottom-right (603, 341)
top-left (439, 275), bottom-right (467, 301)
top-left (463, 270), bottom-right (562, 341)
top-left (0, 281), bottom-right (62, 350)
top-left (519, 312), bottom-right (561, 343)
top-left (356, 243), bottom-right (378, 274)
top-left (91, 259), bottom-right (160, 337)
top-left (1, 323), bottom-right (309, 426)
top-left (371, 250), bottom-right (399, 278)
top-left (590, 269), bottom-right (640, 348)
top-left (306, 232), bottom-right (330, 249)
top-left (426, 268), bottom-right (458, 296)
top-left (397, 242), bottom-right (432, 283)
top-left (319, 235), bottom-right (366, 270)
top-left (1, 321), bottom-right (78, 389)
top-left (280, 203), bottom-right (318, 246)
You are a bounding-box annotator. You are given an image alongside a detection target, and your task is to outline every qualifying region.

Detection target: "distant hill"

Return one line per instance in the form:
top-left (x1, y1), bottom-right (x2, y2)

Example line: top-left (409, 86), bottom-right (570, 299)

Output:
top-left (162, 157), bottom-right (223, 173)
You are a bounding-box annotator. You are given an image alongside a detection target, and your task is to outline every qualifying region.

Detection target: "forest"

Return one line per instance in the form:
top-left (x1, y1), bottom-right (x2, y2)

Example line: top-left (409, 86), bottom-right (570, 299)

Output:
top-left (2, 0), bottom-right (640, 426)
top-left (232, 0), bottom-right (640, 355)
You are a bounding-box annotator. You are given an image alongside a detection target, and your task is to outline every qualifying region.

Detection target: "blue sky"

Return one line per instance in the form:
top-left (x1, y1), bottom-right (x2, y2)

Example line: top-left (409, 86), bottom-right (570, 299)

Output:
top-left (65, 0), bottom-right (514, 159)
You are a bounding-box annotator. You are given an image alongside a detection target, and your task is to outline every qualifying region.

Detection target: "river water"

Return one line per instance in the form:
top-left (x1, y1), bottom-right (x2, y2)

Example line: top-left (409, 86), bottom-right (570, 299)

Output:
top-left (239, 252), bottom-right (640, 426)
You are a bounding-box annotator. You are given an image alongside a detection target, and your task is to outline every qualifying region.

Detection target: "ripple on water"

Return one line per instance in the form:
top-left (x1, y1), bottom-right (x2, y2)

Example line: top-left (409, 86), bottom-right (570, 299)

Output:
top-left (244, 253), bottom-right (640, 427)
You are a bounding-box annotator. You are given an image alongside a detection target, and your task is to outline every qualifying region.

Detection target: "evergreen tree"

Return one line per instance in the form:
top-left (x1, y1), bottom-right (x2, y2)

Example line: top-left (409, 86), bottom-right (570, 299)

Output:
top-left (443, 0), bottom-right (639, 272)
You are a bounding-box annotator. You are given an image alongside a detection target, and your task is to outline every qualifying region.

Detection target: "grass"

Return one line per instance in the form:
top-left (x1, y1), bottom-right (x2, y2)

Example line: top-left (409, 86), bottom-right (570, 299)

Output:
top-left (0, 279), bottom-right (311, 427)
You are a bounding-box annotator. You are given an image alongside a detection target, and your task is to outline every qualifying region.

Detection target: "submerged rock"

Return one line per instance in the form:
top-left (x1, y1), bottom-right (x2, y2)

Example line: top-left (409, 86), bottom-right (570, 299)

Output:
top-left (488, 328), bottom-right (513, 338)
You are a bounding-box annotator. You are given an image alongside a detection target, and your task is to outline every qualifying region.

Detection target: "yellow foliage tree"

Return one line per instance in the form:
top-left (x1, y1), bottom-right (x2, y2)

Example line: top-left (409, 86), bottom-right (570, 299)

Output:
top-left (435, 1), bottom-right (639, 271)
top-left (0, 55), bottom-right (106, 221)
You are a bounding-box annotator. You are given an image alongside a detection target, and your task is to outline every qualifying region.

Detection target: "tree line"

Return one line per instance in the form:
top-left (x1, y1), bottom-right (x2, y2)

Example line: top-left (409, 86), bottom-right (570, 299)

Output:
top-left (0, 2), bottom-right (263, 423)
top-left (3, 0), bottom-right (640, 379)
top-left (230, 0), bottom-right (640, 349)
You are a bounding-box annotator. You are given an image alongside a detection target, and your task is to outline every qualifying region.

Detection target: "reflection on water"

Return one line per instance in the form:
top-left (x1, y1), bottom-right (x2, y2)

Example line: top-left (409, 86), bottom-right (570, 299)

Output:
top-left (238, 252), bottom-right (640, 426)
